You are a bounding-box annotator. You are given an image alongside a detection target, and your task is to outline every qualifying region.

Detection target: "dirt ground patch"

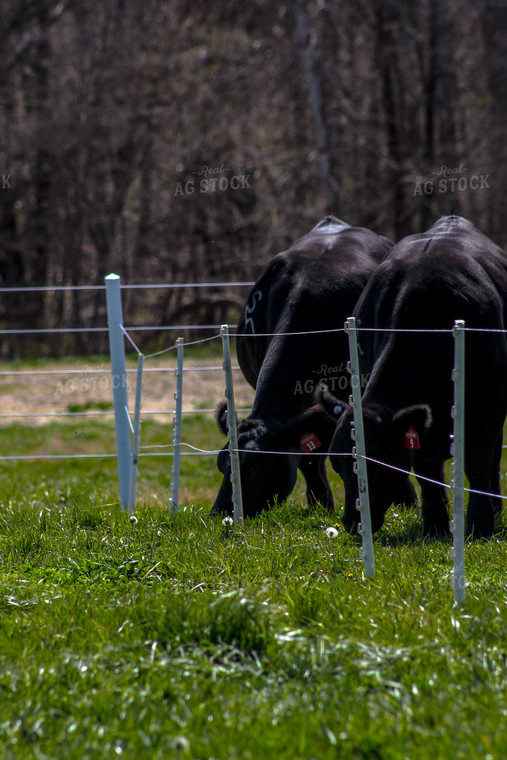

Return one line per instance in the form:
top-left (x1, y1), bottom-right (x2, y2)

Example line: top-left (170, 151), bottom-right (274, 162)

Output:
top-left (0, 354), bottom-right (255, 427)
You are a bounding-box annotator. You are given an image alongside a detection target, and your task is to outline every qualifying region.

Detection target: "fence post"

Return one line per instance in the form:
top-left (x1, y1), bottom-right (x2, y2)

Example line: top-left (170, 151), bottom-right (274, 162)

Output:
top-left (221, 324), bottom-right (244, 524)
top-left (105, 273), bottom-right (131, 509)
top-left (169, 338), bottom-right (184, 511)
top-left (451, 320), bottom-right (466, 604)
top-left (128, 353), bottom-right (144, 512)
top-left (346, 317), bottom-right (375, 578)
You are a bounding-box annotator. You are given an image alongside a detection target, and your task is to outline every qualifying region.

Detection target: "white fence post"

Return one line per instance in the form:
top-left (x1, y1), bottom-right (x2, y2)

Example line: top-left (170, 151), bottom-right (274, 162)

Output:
top-left (105, 273), bottom-right (131, 509)
top-left (346, 317), bottom-right (375, 578)
top-left (128, 353), bottom-right (144, 512)
top-left (451, 320), bottom-right (466, 604)
top-left (169, 337), bottom-right (184, 511)
top-left (221, 324), bottom-right (244, 524)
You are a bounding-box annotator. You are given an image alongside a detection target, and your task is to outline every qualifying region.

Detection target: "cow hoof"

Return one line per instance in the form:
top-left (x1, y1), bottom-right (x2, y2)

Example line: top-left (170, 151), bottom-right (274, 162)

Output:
top-left (466, 511), bottom-right (495, 539)
top-left (342, 520), bottom-right (360, 535)
top-left (423, 522), bottom-right (451, 539)
top-left (467, 532), bottom-right (494, 541)
top-left (208, 506), bottom-right (228, 518)
top-left (465, 524), bottom-right (494, 541)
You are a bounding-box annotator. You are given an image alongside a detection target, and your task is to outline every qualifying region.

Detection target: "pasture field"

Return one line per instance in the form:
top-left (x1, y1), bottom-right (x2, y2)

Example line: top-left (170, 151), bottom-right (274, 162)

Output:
top-left (0, 404), bottom-right (506, 758)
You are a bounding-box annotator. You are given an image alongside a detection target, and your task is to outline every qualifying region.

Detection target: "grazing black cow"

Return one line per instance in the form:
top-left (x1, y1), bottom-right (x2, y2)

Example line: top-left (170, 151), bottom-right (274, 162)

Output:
top-left (318, 215), bottom-right (507, 538)
top-left (210, 215), bottom-right (393, 518)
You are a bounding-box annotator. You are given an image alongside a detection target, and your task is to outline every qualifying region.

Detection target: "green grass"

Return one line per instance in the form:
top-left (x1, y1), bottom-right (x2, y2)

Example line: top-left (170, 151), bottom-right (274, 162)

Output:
top-left (0, 416), bottom-right (506, 759)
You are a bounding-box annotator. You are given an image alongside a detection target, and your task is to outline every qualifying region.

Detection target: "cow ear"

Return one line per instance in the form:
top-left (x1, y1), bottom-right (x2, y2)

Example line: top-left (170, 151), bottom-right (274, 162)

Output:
top-left (215, 400), bottom-right (238, 436)
top-left (393, 404), bottom-right (432, 443)
top-left (282, 396), bottom-right (346, 452)
top-left (315, 385), bottom-right (349, 422)
top-left (280, 405), bottom-right (327, 451)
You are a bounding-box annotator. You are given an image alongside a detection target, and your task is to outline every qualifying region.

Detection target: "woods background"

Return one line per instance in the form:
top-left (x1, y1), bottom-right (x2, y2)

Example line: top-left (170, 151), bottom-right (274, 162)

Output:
top-left (0, 0), bottom-right (506, 356)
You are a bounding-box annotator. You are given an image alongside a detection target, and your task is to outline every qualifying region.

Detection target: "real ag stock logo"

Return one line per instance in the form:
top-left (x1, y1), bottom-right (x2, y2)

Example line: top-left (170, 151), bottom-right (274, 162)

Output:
top-left (413, 164), bottom-right (489, 196)
top-left (174, 164), bottom-right (251, 196)
top-left (293, 363), bottom-right (370, 395)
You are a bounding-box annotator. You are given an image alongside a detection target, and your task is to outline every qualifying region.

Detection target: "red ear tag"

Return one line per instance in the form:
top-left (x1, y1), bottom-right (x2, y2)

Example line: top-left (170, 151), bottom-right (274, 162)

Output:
top-left (404, 426), bottom-right (420, 450)
top-left (300, 433), bottom-right (321, 453)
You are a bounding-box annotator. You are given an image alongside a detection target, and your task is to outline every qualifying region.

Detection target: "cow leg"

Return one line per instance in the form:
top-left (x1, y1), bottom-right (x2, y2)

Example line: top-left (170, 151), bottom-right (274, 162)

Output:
top-left (395, 477), bottom-right (418, 509)
top-left (413, 458), bottom-right (450, 536)
top-left (299, 455), bottom-right (334, 510)
top-left (465, 449), bottom-right (496, 539)
top-left (490, 432), bottom-right (504, 531)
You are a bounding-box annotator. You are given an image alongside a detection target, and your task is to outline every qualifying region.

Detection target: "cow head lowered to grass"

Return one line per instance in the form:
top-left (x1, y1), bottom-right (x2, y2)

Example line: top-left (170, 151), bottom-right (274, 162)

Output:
top-left (210, 401), bottom-right (336, 518)
top-left (208, 215), bottom-right (394, 519)
top-left (315, 215), bottom-right (507, 539)
top-left (317, 388), bottom-right (431, 534)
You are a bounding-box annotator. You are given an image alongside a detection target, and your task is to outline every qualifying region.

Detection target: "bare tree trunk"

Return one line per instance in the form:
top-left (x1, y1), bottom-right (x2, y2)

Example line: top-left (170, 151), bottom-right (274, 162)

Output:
top-left (294, 0), bottom-right (336, 214)
top-left (480, 0), bottom-right (507, 245)
top-left (420, 0), bottom-right (437, 229)
top-left (28, 18), bottom-right (51, 337)
top-left (432, 0), bottom-right (460, 215)
top-left (374, 0), bottom-right (404, 239)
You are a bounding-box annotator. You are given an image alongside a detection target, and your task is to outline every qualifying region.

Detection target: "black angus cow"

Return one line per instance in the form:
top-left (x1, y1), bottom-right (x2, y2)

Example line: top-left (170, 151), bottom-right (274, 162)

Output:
top-left (318, 215), bottom-right (507, 538)
top-left (210, 216), bottom-right (393, 518)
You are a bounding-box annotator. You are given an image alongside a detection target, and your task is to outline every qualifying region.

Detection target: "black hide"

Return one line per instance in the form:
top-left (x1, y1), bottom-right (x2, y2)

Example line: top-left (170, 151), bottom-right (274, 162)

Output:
top-left (210, 216), bottom-right (393, 518)
top-left (322, 215), bottom-right (507, 538)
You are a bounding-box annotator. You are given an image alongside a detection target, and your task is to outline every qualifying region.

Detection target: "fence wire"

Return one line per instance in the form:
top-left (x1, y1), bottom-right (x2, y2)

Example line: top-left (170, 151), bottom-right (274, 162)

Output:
top-left (1, 281), bottom-right (507, 511)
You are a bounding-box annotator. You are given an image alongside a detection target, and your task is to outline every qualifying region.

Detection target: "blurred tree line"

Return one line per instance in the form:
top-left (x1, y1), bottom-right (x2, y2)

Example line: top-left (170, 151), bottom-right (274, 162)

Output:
top-left (0, 0), bottom-right (505, 356)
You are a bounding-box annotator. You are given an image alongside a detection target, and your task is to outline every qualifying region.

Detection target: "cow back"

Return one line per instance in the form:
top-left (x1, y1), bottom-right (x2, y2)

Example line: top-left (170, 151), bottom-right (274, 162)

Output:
top-left (236, 217), bottom-right (392, 413)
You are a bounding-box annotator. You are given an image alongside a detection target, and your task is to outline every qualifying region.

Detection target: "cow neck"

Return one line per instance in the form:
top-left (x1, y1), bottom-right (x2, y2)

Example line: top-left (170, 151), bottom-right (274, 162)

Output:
top-left (252, 332), bottom-right (327, 422)
top-left (249, 383), bottom-right (304, 424)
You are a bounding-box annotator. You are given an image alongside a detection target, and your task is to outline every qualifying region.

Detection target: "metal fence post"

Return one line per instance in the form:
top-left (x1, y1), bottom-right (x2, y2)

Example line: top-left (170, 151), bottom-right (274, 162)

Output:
top-left (451, 320), bottom-right (466, 604)
top-left (170, 338), bottom-right (184, 510)
top-left (128, 353), bottom-right (144, 512)
top-left (346, 317), bottom-right (375, 578)
top-left (105, 273), bottom-right (131, 509)
top-left (221, 325), bottom-right (244, 524)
